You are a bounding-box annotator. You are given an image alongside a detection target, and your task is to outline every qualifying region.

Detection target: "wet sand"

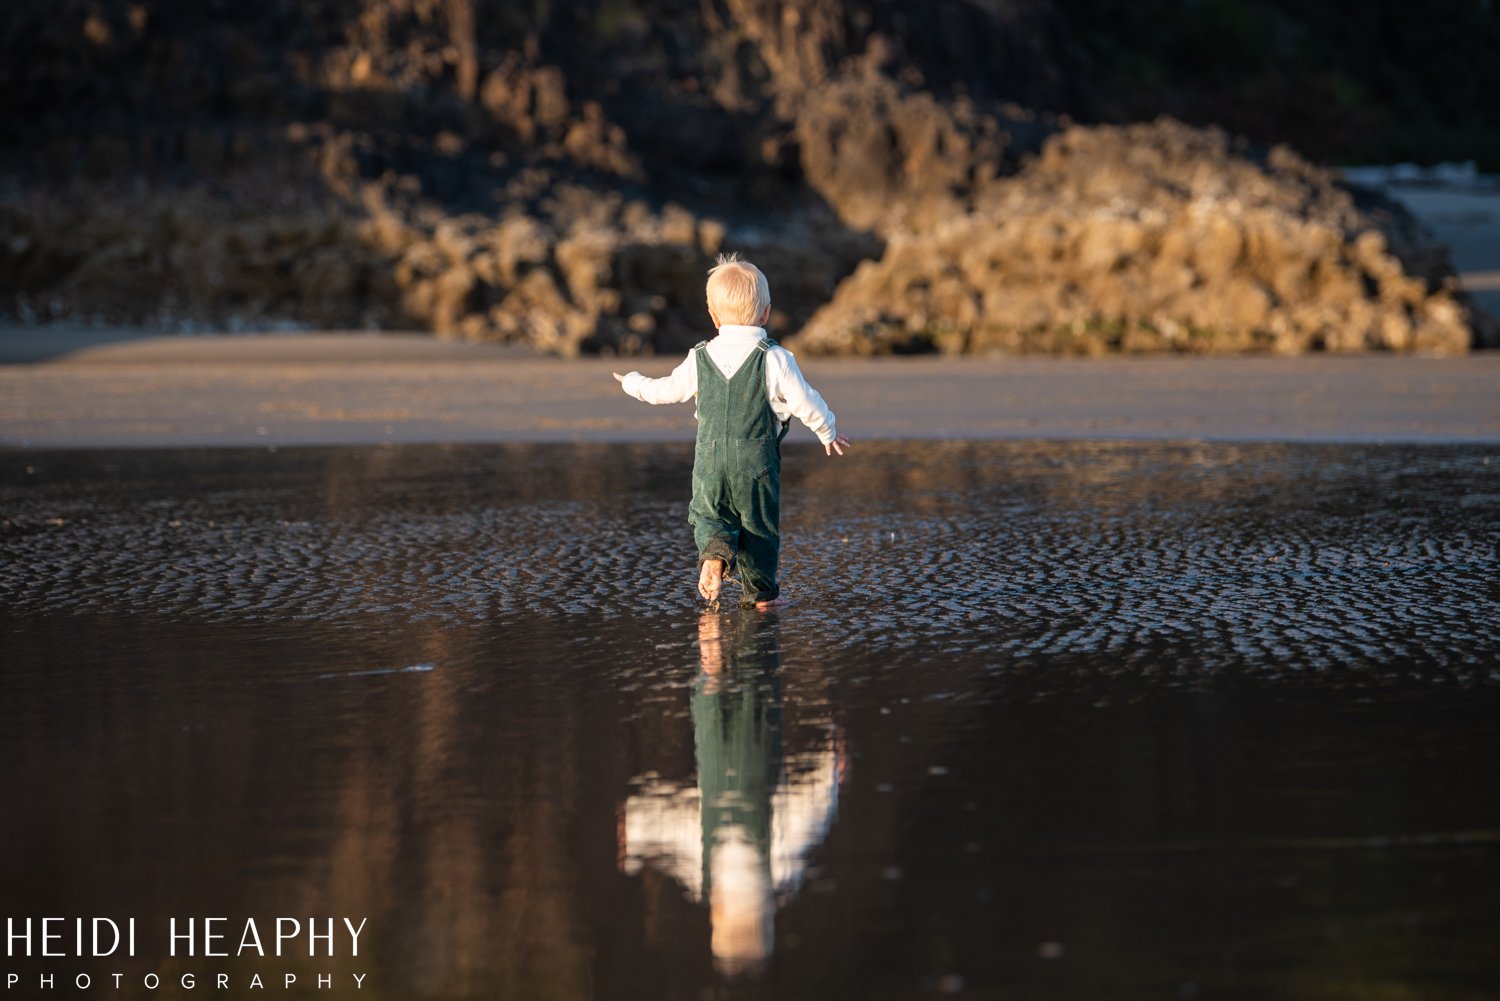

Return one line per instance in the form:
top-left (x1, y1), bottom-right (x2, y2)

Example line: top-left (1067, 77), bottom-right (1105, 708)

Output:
top-left (4, 441), bottom-right (1497, 998)
top-left (1, 330), bottom-right (1497, 447)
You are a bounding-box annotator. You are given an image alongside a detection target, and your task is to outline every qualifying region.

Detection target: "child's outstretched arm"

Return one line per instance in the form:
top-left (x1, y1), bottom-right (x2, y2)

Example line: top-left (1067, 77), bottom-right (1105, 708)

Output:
top-left (770, 350), bottom-right (851, 456)
top-left (613, 354), bottom-right (696, 405)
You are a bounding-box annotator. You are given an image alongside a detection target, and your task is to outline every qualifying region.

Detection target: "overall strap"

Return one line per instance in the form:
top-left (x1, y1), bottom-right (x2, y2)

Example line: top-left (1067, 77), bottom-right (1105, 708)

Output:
top-left (754, 340), bottom-right (792, 443)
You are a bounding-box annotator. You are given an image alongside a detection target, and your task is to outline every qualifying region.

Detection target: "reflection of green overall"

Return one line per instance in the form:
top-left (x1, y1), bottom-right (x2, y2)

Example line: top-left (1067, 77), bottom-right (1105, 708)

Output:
top-left (690, 339), bottom-right (787, 605)
top-left (692, 618), bottom-right (782, 899)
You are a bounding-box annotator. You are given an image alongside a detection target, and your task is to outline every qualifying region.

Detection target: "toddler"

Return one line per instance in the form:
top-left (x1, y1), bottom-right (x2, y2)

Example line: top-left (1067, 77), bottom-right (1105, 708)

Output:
top-left (614, 254), bottom-right (850, 608)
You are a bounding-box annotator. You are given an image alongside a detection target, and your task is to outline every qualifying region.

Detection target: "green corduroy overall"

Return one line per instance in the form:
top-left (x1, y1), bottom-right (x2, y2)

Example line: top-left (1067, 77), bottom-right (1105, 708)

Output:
top-left (690, 338), bottom-right (788, 606)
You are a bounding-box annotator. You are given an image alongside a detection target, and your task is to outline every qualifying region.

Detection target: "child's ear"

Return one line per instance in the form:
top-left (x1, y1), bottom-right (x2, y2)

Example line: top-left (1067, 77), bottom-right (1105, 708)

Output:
top-left (709, 307), bottom-right (721, 328)
top-left (759, 304), bottom-right (772, 325)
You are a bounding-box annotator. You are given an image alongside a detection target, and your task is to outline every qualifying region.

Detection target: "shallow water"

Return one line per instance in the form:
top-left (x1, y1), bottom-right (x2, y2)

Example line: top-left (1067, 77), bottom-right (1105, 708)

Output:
top-left (2, 441), bottom-right (1498, 999)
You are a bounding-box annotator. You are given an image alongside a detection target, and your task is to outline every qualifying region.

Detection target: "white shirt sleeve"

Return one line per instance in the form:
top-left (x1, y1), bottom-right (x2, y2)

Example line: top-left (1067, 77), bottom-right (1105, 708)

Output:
top-left (767, 347), bottom-right (837, 445)
top-left (621, 352), bottom-right (698, 405)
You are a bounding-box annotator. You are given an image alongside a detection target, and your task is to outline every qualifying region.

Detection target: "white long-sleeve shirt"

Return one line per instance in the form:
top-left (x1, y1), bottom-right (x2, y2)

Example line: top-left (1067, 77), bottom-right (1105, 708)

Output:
top-left (619, 325), bottom-right (838, 444)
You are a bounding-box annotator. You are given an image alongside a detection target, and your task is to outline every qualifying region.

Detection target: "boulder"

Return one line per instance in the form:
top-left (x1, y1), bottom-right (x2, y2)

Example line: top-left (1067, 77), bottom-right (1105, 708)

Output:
top-left (793, 120), bottom-right (1482, 356)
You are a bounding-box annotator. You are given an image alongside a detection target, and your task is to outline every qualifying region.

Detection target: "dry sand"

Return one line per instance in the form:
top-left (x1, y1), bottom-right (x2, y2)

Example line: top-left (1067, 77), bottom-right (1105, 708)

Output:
top-left (1, 330), bottom-right (1496, 448)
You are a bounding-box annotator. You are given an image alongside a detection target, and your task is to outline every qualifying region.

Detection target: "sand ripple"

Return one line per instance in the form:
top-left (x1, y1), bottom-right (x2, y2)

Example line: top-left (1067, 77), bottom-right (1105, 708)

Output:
top-left (2, 442), bottom-right (1495, 672)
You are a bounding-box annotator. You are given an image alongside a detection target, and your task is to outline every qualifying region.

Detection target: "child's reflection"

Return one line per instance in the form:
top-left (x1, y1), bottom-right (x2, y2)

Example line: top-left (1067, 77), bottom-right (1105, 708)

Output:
top-left (694, 610), bottom-right (779, 974)
top-left (620, 611), bottom-right (844, 977)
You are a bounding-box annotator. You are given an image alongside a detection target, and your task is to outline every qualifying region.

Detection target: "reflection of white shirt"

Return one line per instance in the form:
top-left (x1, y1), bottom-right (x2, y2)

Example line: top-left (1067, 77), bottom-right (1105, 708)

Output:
top-left (620, 747), bottom-right (841, 902)
top-left (618, 325), bottom-right (838, 445)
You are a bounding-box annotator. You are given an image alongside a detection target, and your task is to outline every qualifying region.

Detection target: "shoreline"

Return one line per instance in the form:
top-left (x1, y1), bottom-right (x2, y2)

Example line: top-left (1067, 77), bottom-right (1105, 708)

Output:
top-left (2, 332), bottom-right (1496, 448)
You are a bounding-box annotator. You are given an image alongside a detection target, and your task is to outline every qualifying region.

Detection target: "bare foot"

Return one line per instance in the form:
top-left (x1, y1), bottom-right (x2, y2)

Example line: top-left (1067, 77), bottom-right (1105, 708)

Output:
top-left (698, 559), bottom-right (724, 602)
top-left (753, 598), bottom-right (781, 611)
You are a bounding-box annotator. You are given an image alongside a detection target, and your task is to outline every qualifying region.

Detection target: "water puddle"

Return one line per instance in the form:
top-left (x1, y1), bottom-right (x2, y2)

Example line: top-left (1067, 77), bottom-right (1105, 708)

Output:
top-left (1, 441), bottom-right (1496, 998)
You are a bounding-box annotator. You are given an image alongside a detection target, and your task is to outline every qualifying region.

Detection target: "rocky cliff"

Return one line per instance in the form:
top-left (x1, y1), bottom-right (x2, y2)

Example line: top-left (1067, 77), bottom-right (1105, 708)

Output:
top-left (1, 0), bottom-right (1492, 354)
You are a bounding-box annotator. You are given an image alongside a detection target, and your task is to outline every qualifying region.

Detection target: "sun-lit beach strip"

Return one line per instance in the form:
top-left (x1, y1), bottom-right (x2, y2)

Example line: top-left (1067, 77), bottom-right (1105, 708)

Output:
top-left (2, 330), bottom-right (1497, 448)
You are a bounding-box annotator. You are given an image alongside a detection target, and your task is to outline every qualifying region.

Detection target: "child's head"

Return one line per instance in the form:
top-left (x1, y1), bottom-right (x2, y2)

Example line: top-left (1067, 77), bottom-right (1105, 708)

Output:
top-left (705, 253), bottom-right (771, 327)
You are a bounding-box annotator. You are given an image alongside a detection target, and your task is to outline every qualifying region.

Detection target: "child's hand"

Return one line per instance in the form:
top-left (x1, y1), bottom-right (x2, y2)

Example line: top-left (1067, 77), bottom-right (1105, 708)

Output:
top-left (612, 372), bottom-right (626, 383)
top-left (825, 433), bottom-right (851, 456)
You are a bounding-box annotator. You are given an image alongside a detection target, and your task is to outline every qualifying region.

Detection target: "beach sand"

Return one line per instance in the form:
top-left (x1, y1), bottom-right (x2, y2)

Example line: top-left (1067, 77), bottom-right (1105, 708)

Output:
top-left (1, 329), bottom-right (1496, 447)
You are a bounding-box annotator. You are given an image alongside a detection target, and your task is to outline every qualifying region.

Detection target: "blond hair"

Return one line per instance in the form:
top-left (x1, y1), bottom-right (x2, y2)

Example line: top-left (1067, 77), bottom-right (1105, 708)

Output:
top-left (705, 253), bottom-right (771, 326)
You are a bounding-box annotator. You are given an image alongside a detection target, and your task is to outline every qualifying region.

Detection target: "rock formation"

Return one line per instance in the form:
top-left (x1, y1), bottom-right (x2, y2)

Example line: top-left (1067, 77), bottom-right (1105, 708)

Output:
top-left (794, 120), bottom-right (1487, 355)
top-left (0, 0), bottom-right (1492, 354)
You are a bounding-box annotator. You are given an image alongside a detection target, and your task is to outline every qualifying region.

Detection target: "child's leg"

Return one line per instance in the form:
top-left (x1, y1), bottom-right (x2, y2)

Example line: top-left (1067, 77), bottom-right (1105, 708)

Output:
top-left (737, 530), bottom-right (779, 606)
top-left (691, 506), bottom-right (738, 581)
top-left (690, 443), bottom-right (739, 600)
top-left (731, 447), bottom-right (781, 607)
